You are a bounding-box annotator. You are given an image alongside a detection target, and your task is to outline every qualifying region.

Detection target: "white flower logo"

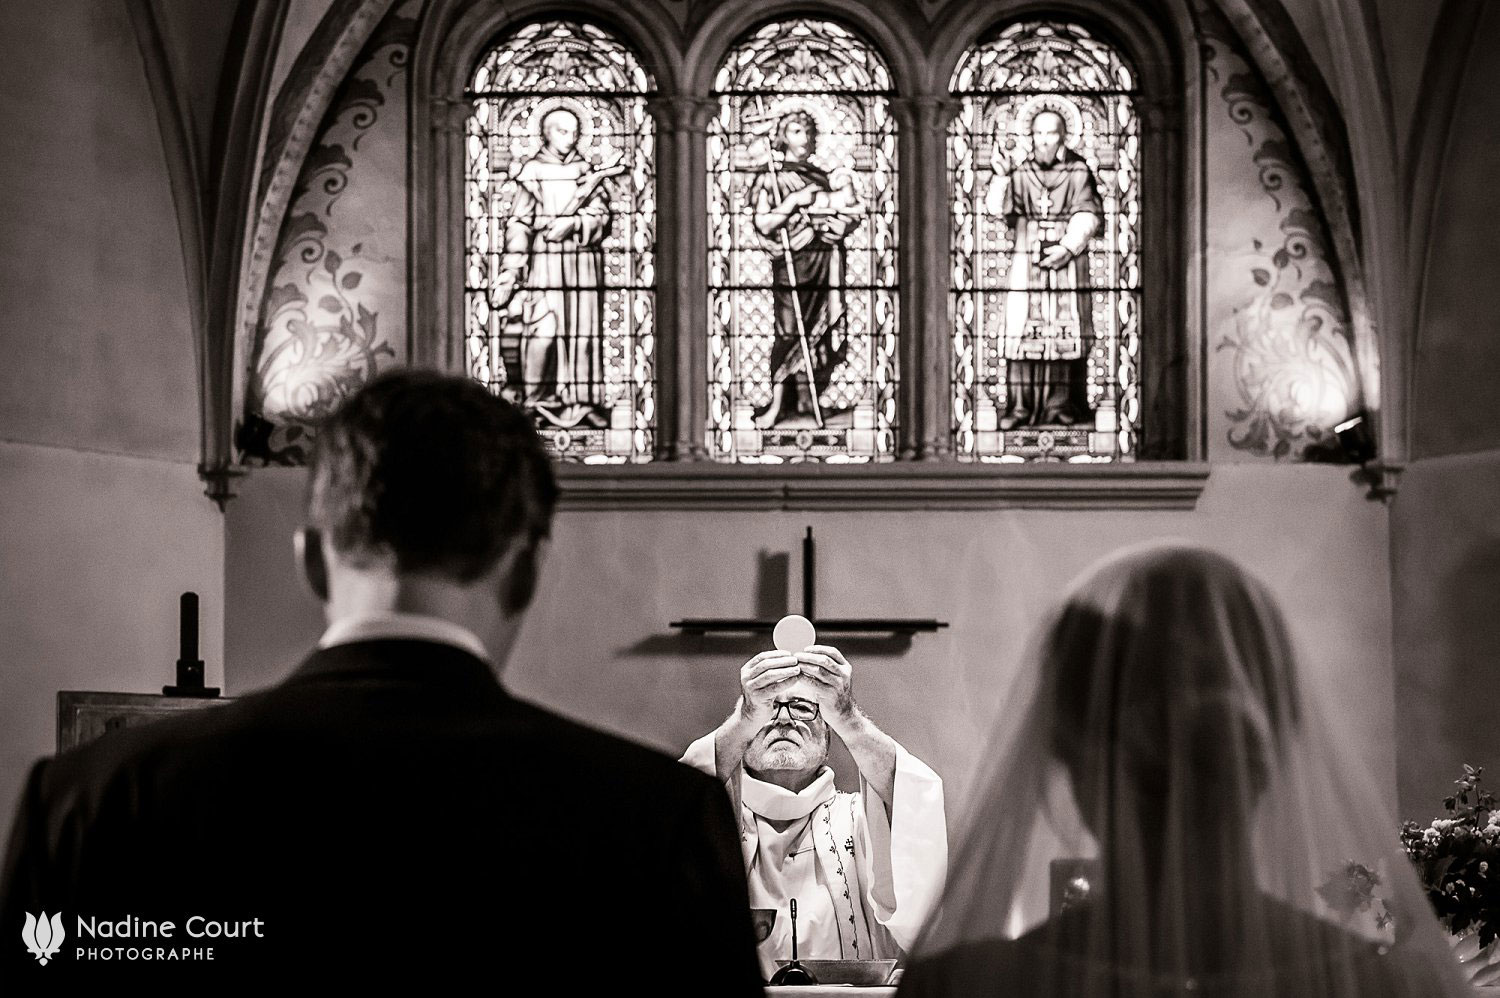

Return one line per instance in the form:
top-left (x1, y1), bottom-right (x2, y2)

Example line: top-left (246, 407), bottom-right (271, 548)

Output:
top-left (22, 911), bottom-right (65, 965)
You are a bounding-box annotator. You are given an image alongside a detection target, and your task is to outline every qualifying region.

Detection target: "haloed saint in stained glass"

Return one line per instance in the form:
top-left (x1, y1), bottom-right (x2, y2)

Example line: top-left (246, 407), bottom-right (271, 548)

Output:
top-left (708, 19), bottom-right (899, 463)
top-left (465, 21), bottom-right (655, 462)
top-left (950, 21), bottom-right (1141, 463)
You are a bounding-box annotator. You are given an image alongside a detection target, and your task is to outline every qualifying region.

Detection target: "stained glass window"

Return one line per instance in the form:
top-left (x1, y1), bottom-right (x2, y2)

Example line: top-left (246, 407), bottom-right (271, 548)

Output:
top-left (707, 19), bottom-right (899, 463)
top-left (950, 20), bottom-right (1140, 462)
top-left (465, 21), bottom-right (656, 463)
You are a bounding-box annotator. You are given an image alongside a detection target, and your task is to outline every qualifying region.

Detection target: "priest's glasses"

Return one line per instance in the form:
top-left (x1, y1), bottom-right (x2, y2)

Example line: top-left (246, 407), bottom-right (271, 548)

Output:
top-left (769, 699), bottom-right (820, 722)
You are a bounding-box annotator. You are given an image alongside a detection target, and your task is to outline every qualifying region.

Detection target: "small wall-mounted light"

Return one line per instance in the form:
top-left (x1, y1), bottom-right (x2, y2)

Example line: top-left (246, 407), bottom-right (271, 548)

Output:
top-left (1333, 414), bottom-right (1376, 465)
top-left (1302, 412), bottom-right (1399, 501)
top-left (1302, 412), bottom-right (1374, 465)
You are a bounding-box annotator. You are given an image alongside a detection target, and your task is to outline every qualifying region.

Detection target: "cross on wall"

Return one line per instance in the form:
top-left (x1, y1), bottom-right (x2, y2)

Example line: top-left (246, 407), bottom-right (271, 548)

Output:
top-left (669, 527), bottom-right (948, 637)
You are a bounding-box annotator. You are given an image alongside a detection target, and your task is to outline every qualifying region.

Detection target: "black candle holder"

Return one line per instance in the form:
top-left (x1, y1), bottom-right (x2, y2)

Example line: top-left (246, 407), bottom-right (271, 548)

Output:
top-left (163, 592), bottom-right (219, 697)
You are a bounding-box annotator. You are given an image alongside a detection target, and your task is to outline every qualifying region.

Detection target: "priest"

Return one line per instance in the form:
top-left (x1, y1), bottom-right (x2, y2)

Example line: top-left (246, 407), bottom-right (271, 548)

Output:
top-left (681, 645), bottom-right (947, 975)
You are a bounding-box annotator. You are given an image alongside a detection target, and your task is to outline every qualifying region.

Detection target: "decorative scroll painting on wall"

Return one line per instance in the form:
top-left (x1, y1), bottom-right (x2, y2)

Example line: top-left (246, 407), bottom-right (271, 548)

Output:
top-left (239, 3), bottom-right (417, 466)
top-left (707, 18), bottom-right (899, 463)
top-left (464, 20), bottom-right (656, 463)
top-left (949, 20), bottom-right (1140, 463)
top-left (1197, 2), bottom-right (1361, 461)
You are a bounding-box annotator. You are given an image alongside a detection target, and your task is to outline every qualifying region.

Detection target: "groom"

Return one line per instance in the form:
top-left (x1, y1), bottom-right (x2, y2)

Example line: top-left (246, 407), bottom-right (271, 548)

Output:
top-left (1, 370), bottom-right (762, 988)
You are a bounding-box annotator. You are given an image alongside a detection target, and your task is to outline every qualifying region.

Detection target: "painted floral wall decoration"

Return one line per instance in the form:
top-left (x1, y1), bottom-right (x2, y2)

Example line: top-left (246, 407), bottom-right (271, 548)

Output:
top-left (1198, 2), bottom-right (1363, 461)
top-left (238, 4), bottom-right (417, 466)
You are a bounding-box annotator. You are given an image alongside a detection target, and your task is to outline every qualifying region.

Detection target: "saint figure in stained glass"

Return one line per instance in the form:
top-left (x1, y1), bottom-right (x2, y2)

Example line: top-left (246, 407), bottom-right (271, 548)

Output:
top-left (465, 20), bottom-right (655, 462)
top-left (986, 108), bottom-right (1103, 428)
top-left (950, 20), bottom-right (1140, 463)
top-left (708, 18), bottom-right (899, 463)
top-left (493, 106), bottom-right (618, 429)
top-left (750, 110), bottom-right (862, 428)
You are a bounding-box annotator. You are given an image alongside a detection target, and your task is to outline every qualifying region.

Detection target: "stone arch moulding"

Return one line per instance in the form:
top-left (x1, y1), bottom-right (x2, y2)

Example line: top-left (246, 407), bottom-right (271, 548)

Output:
top-left (133, 0), bottom-right (290, 510)
top-left (1402, 0), bottom-right (1484, 469)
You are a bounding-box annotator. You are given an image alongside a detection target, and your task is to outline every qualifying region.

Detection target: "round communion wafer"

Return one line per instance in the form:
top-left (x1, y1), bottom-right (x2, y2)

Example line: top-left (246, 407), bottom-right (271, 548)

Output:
top-left (773, 614), bottom-right (817, 653)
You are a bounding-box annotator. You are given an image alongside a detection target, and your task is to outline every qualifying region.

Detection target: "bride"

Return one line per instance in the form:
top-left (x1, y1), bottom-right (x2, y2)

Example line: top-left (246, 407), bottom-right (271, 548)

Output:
top-left (898, 542), bottom-right (1471, 997)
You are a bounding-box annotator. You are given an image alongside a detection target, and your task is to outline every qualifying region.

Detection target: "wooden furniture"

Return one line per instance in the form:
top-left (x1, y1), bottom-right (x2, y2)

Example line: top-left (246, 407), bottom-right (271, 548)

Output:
top-left (57, 691), bottom-right (233, 752)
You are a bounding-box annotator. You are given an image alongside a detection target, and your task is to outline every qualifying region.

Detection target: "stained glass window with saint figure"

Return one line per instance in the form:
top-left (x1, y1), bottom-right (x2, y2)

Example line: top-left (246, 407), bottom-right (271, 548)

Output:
top-left (465, 20), bottom-right (655, 462)
top-left (950, 20), bottom-right (1140, 462)
top-left (708, 18), bottom-right (899, 463)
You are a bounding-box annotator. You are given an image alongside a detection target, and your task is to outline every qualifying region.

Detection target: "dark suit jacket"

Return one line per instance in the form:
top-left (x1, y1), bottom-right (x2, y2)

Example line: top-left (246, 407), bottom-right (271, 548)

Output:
top-left (1, 640), bottom-right (763, 989)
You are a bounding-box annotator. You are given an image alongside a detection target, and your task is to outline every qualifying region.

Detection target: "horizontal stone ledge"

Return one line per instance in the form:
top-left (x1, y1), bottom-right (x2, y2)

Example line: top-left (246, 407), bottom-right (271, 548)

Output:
top-left (554, 462), bottom-right (1211, 511)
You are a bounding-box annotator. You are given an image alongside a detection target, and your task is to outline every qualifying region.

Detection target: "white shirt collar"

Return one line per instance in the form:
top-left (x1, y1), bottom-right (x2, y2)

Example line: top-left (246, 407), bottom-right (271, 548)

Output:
top-left (317, 611), bottom-right (491, 663)
top-left (740, 767), bottom-right (837, 822)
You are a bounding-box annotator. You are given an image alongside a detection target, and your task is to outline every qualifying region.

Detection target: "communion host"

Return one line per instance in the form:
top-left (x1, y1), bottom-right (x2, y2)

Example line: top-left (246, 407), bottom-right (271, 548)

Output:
top-left (1, 369), bottom-right (763, 988)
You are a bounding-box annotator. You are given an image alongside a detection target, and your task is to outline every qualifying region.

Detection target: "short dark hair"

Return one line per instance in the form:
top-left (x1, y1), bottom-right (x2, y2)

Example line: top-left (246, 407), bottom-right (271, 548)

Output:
top-left (308, 369), bottom-right (558, 583)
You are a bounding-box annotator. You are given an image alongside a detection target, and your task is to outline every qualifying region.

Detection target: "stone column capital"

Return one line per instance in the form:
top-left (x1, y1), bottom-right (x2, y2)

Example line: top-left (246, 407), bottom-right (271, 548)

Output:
top-left (647, 95), bottom-right (720, 135)
top-left (891, 95), bottom-right (964, 132)
top-left (430, 96), bottom-right (473, 134)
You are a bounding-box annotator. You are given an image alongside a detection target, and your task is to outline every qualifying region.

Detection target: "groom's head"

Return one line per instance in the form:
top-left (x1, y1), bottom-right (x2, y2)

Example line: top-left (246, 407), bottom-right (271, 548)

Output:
top-left (300, 369), bottom-right (558, 619)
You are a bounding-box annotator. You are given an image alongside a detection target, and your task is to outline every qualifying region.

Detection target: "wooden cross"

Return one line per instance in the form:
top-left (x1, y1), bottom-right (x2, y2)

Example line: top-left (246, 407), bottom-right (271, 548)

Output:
top-left (670, 527), bottom-right (947, 636)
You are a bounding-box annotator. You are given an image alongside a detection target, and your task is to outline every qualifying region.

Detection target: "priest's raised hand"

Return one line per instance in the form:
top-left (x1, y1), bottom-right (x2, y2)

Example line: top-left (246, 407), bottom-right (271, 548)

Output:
top-left (795, 645), bottom-right (897, 809)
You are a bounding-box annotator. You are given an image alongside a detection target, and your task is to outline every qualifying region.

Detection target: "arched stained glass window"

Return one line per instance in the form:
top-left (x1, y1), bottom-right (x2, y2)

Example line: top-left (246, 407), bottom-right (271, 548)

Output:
top-left (707, 19), bottom-right (899, 463)
top-left (950, 21), bottom-right (1140, 462)
top-left (465, 20), bottom-right (656, 463)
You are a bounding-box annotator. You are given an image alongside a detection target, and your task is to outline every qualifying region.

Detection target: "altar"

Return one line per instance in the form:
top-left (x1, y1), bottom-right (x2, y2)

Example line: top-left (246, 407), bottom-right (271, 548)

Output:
top-left (767, 988), bottom-right (895, 997)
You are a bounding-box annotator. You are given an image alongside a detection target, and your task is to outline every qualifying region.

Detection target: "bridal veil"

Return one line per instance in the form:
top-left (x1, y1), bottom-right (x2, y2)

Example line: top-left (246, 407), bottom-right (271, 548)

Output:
top-left (900, 542), bottom-right (1470, 997)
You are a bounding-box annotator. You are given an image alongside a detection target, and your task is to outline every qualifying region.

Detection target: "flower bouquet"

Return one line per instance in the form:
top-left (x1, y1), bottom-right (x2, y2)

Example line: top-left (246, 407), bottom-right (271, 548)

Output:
top-left (1401, 764), bottom-right (1500, 985)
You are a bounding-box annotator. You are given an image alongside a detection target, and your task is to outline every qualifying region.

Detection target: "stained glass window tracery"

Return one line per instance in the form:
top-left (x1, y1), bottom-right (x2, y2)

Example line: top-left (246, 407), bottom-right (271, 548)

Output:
top-left (464, 20), bottom-right (656, 463)
top-left (707, 18), bottom-right (900, 463)
top-left (949, 20), bottom-right (1141, 463)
